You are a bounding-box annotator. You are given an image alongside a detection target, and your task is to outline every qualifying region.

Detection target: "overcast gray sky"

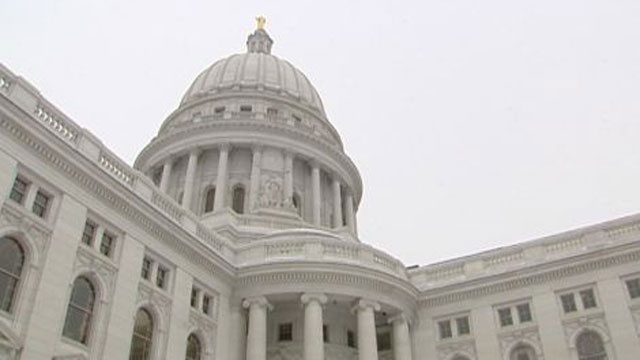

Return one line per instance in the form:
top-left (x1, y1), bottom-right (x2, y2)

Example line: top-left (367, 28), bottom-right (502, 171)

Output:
top-left (2, 0), bottom-right (640, 266)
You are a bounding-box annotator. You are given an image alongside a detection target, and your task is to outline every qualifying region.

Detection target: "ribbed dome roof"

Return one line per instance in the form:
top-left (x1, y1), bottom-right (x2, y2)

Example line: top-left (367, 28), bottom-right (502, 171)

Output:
top-left (180, 29), bottom-right (325, 115)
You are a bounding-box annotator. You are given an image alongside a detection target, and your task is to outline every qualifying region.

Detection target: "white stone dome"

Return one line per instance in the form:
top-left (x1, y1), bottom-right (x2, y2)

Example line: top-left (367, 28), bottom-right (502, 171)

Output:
top-left (179, 29), bottom-right (326, 116)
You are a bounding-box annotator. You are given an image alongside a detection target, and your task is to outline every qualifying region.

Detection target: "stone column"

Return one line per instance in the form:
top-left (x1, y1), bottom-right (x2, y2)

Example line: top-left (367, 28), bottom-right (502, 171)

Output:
top-left (389, 313), bottom-right (412, 360)
top-left (243, 296), bottom-right (272, 360)
top-left (344, 190), bottom-right (356, 233)
top-left (311, 161), bottom-right (321, 225)
top-left (284, 151), bottom-right (294, 202)
top-left (159, 157), bottom-right (173, 193)
top-left (332, 177), bottom-right (343, 228)
top-left (353, 299), bottom-right (380, 360)
top-left (214, 143), bottom-right (230, 211)
top-left (228, 303), bottom-right (247, 360)
top-left (249, 145), bottom-right (263, 212)
top-left (301, 293), bottom-right (328, 360)
top-left (182, 150), bottom-right (199, 210)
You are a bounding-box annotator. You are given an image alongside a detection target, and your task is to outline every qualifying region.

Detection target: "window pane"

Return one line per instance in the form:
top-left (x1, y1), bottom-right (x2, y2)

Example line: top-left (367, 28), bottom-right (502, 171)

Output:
top-left (347, 330), bottom-right (356, 348)
top-left (186, 334), bottom-right (202, 360)
top-left (517, 303), bottom-right (532, 323)
top-left (376, 332), bottom-right (391, 351)
top-left (576, 331), bottom-right (607, 360)
top-left (190, 288), bottom-right (198, 308)
top-left (141, 258), bottom-right (152, 280)
top-left (580, 289), bottom-right (597, 309)
top-left (278, 323), bottom-right (292, 341)
top-left (156, 267), bottom-right (167, 288)
top-left (561, 294), bottom-right (577, 313)
top-left (498, 308), bottom-right (513, 326)
top-left (626, 279), bottom-right (640, 299)
top-left (32, 191), bottom-right (50, 217)
top-left (63, 277), bottom-right (95, 344)
top-left (456, 317), bottom-right (470, 335)
top-left (202, 295), bottom-right (210, 315)
top-left (9, 178), bottom-right (28, 204)
top-left (0, 237), bottom-right (24, 312)
top-left (438, 320), bottom-right (452, 339)
top-left (100, 233), bottom-right (114, 257)
top-left (204, 188), bottom-right (215, 213)
top-left (232, 186), bottom-right (245, 214)
top-left (82, 221), bottom-right (96, 246)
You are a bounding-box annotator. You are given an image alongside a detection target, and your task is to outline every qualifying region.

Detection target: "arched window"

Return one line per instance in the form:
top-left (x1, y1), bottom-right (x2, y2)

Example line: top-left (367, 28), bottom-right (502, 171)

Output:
top-left (185, 333), bottom-right (202, 360)
top-left (292, 193), bottom-right (301, 215)
top-left (510, 344), bottom-right (536, 360)
top-left (62, 277), bottom-right (96, 344)
top-left (203, 187), bottom-right (216, 213)
top-left (130, 309), bottom-right (154, 360)
top-left (576, 331), bottom-right (607, 360)
top-left (0, 237), bottom-right (24, 313)
top-left (232, 185), bottom-right (245, 214)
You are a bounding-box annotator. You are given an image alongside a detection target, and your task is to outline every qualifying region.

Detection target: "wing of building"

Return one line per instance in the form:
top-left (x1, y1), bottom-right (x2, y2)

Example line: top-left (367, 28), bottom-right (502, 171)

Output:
top-left (1, 24), bottom-right (639, 360)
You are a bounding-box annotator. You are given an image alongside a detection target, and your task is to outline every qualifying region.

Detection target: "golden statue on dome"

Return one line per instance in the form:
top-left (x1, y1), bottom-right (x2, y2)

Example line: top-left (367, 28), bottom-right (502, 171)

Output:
top-left (256, 16), bottom-right (267, 30)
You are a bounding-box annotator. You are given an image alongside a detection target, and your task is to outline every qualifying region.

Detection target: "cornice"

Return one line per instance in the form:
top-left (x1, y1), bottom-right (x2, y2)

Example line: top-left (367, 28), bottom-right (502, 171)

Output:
top-left (418, 242), bottom-right (640, 308)
top-left (235, 262), bottom-right (418, 312)
top-left (0, 98), bottom-right (236, 284)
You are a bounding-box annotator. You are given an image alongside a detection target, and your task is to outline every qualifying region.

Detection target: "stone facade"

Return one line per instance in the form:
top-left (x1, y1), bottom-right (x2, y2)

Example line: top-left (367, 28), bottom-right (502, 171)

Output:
top-left (1, 26), bottom-right (639, 360)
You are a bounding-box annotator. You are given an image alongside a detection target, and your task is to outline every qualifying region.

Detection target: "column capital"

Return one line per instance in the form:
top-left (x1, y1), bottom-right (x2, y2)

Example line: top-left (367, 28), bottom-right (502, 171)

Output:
top-left (189, 148), bottom-right (202, 157)
top-left (242, 296), bottom-right (273, 311)
top-left (301, 293), bottom-right (328, 305)
top-left (218, 142), bottom-right (232, 152)
top-left (388, 312), bottom-right (410, 325)
top-left (251, 144), bottom-right (264, 153)
top-left (309, 159), bottom-right (321, 170)
top-left (352, 298), bottom-right (381, 313)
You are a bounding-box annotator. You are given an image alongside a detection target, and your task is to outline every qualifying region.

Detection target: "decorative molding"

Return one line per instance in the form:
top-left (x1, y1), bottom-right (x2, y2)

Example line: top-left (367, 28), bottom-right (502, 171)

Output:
top-left (188, 310), bottom-right (216, 339)
top-left (497, 325), bottom-right (544, 360)
top-left (0, 202), bottom-right (51, 265)
top-left (0, 112), bottom-right (235, 282)
top-left (420, 248), bottom-right (640, 308)
top-left (562, 312), bottom-right (610, 347)
top-left (436, 338), bottom-right (477, 360)
top-left (73, 246), bottom-right (118, 301)
top-left (136, 282), bottom-right (172, 323)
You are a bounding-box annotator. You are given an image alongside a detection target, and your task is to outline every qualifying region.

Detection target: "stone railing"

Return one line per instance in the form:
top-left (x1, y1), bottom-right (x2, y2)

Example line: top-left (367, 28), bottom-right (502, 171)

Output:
top-left (235, 230), bottom-right (407, 279)
top-left (409, 213), bottom-right (640, 290)
top-left (0, 63), bottom-right (234, 260)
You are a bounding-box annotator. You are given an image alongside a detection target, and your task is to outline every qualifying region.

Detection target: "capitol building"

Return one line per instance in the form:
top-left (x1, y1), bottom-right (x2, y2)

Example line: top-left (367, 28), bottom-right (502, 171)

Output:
top-left (1, 22), bottom-right (640, 360)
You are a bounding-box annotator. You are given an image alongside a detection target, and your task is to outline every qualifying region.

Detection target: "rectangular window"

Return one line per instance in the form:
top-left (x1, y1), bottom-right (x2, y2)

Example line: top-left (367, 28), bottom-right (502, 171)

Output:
top-left (498, 308), bottom-right (513, 327)
top-left (580, 289), bottom-right (597, 309)
top-left (267, 107), bottom-right (278, 117)
top-left (376, 332), bottom-right (391, 351)
top-left (323, 325), bottom-right (329, 343)
top-left (190, 287), bottom-right (199, 308)
top-left (456, 316), bottom-right (470, 335)
top-left (561, 293), bottom-right (577, 313)
top-left (292, 114), bottom-right (302, 123)
top-left (31, 190), bottom-right (50, 218)
top-left (202, 295), bottom-right (211, 315)
top-left (240, 105), bottom-right (252, 112)
top-left (156, 266), bottom-right (168, 289)
top-left (214, 106), bottom-right (225, 114)
top-left (81, 221), bottom-right (96, 246)
top-left (141, 258), bottom-right (152, 280)
top-left (626, 278), bottom-right (640, 299)
top-left (278, 323), bottom-right (293, 341)
top-left (347, 330), bottom-right (356, 348)
top-left (516, 303), bottom-right (532, 323)
top-left (100, 232), bottom-right (114, 257)
top-left (9, 177), bottom-right (28, 204)
top-left (438, 320), bottom-right (452, 339)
